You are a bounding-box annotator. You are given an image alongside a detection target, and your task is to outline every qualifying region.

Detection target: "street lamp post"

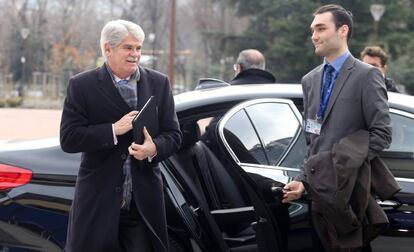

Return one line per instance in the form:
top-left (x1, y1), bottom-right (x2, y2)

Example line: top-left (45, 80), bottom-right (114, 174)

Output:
top-left (20, 27), bottom-right (30, 96)
top-left (169, 0), bottom-right (176, 89)
top-left (370, 4), bottom-right (386, 42)
top-left (148, 33), bottom-right (156, 69)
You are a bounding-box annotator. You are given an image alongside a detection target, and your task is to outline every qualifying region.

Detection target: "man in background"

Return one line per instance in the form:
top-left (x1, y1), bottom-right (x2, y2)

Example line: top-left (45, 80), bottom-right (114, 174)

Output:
top-left (230, 49), bottom-right (276, 85)
top-left (361, 46), bottom-right (400, 92)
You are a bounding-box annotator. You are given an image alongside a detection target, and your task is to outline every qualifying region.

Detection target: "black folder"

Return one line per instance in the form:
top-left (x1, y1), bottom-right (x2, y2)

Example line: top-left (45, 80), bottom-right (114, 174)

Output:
top-left (132, 96), bottom-right (159, 144)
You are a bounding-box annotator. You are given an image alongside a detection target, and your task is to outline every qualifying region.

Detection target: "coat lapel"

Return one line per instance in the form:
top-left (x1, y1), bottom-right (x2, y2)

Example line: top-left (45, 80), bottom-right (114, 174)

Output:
top-left (136, 66), bottom-right (152, 110)
top-left (307, 65), bottom-right (324, 119)
top-left (322, 55), bottom-right (355, 124)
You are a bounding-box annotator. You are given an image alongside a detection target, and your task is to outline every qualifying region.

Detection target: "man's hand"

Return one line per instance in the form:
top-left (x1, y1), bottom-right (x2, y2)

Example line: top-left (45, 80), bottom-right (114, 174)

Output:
top-left (113, 111), bottom-right (139, 136)
top-left (128, 127), bottom-right (157, 160)
top-left (282, 181), bottom-right (305, 203)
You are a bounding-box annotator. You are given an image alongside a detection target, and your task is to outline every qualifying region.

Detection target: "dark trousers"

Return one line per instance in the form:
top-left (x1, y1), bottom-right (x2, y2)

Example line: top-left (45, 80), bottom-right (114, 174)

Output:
top-left (311, 211), bottom-right (372, 252)
top-left (119, 200), bottom-right (154, 252)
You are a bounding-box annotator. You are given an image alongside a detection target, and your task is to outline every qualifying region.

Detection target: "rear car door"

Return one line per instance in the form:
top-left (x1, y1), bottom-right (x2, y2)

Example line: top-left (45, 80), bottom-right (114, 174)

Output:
top-left (217, 98), bottom-right (414, 251)
top-left (373, 108), bottom-right (414, 251)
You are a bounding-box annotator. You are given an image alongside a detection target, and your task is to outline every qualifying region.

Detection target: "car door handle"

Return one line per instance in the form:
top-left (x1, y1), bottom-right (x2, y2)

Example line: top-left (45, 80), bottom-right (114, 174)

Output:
top-left (376, 199), bottom-right (401, 209)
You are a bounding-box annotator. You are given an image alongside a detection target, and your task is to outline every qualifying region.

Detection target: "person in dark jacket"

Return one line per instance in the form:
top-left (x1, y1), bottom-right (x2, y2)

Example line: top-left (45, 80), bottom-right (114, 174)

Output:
top-left (361, 46), bottom-right (401, 93)
top-left (230, 49), bottom-right (276, 85)
top-left (60, 20), bottom-right (182, 252)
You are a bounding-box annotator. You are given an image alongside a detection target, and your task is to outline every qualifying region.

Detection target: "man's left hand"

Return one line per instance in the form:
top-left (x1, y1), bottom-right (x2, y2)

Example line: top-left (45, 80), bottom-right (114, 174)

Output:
top-left (128, 127), bottom-right (157, 160)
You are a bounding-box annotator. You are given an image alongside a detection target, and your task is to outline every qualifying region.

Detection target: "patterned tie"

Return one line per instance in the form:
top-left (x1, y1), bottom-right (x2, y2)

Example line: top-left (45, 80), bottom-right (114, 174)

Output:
top-left (115, 79), bottom-right (136, 210)
top-left (116, 79), bottom-right (137, 109)
top-left (321, 65), bottom-right (335, 98)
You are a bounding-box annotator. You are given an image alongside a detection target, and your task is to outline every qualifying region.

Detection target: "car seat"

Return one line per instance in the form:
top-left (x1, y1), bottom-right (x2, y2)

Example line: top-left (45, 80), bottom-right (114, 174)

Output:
top-left (169, 122), bottom-right (258, 249)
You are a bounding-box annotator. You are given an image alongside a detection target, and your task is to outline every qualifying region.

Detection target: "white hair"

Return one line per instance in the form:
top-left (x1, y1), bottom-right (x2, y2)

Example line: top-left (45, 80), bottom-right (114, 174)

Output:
top-left (100, 20), bottom-right (145, 60)
top-left (236, 49), bottom-right (266, 70)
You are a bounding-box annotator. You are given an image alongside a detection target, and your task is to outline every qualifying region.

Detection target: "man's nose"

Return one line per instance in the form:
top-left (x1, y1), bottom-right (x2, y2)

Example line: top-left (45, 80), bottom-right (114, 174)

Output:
top-left (130, 49), bottom-right (140, 56)
top-left (311, 31), bottom-right (318, 41)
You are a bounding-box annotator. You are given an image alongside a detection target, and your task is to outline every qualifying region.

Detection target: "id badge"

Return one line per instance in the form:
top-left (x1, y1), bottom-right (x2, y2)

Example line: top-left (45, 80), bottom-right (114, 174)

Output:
top-left (305, 119), bottom-right (322, 135)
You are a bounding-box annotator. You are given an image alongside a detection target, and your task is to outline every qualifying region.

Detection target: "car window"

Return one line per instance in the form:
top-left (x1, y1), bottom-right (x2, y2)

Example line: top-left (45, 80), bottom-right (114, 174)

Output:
top-left (245, 103), bottom-right (302, 166)
top-left (223, 109), bottom-right (267, 164)
top-left (387, 112), bottom-right (414, 152)
top-left (279, 129), bottom-right (307, 168)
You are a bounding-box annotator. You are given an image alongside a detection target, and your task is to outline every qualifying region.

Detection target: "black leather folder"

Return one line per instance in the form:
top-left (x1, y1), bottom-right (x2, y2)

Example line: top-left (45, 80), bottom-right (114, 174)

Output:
top-left (132, 96), bottom-right (159, 144)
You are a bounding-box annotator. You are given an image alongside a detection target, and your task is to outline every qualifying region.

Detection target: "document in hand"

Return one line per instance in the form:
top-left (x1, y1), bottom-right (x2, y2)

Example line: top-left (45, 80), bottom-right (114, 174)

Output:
top-left (132, 96), bottom-right (159, 144)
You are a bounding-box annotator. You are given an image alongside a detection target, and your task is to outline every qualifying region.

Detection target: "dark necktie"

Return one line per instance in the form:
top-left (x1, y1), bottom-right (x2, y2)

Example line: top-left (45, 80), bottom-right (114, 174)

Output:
top-left (321, 65), bottom-right (335, 98)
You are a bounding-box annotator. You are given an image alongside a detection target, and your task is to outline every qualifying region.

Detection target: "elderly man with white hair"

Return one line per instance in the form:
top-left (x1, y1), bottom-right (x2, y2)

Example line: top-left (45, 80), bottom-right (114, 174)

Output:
top-left (60, 19), bottom-right (182, 252)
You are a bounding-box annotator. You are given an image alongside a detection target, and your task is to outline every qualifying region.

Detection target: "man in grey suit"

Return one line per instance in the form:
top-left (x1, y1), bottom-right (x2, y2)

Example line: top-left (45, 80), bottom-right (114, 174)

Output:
top-left (282, 4), bottom-right (392, 251)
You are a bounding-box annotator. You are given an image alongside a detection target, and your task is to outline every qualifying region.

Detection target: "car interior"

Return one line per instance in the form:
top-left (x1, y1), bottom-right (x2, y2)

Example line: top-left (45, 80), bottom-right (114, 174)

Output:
top-left (167, 121), bottom-right (260, 251)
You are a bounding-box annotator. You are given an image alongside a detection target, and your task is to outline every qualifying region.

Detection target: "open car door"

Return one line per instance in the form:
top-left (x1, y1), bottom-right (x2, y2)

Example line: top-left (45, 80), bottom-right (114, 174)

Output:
top-left (163, 106), bottom-right (290, 251)
top-left (216, 98), bottom-right (314, 251)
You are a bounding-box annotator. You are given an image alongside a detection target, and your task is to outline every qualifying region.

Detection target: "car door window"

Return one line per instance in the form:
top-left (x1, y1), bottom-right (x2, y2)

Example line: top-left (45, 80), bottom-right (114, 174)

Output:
top-left (279, 129), bottom-right (307, 168)
top-left (223, 110), bottom-right (267, 164)
top-left (245, 103), bottom-right (303, 166)
top-left (381, 111), bottom-right (414, 178)
top-left (387, 113), bottom-right (414, 152)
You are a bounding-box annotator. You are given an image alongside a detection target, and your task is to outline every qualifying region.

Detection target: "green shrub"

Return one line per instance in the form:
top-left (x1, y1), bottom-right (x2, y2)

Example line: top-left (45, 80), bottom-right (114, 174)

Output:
top-left (7, 97), bottom-right (24, 107)
top-left (0, 98), bottom-right (6, 107)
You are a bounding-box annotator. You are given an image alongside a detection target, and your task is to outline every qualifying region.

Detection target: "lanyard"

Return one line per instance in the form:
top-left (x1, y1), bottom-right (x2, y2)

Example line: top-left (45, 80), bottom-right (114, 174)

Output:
top-left (316, 70), bottom-right (336, 121)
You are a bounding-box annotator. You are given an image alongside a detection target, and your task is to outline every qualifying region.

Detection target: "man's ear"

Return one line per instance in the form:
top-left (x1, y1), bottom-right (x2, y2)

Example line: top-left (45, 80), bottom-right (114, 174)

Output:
top-left (340, 25), bottom-right (349, 39)
top-left (104, 43), bottom-right (111, 56)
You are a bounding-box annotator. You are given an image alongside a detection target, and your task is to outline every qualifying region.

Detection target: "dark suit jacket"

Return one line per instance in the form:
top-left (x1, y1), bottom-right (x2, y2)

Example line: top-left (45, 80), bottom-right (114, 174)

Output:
top-left (385, 77), bottom-right (400, 93)
top-left (60, 64), bottom-right (182, 252)
top-left (302, 130), bottom-right (400, 249)
top-left (229, 68), bottom-right (276, 85)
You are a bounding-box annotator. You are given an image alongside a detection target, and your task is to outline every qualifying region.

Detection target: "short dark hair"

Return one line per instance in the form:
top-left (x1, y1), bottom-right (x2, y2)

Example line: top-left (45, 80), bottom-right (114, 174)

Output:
top-left (314, 4), bottom-right (353, 41)
top-left (360, 46), bottom-right (388, 66)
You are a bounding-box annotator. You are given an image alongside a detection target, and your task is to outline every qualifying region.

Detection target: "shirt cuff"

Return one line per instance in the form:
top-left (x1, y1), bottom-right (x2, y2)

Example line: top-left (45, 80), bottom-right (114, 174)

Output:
top-left (148, 152), bottom-right (157, 163)
top-left (112, 124), bottom-right (118, 145)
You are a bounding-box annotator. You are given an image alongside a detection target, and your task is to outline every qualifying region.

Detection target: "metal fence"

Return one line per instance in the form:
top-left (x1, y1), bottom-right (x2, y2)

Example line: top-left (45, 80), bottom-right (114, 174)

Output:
top-left (0, 71), bottom-right (68, 99)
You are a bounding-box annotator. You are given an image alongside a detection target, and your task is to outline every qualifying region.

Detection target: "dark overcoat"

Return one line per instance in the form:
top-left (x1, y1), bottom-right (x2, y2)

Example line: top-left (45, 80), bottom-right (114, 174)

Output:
top-left (60, 64), bottom-right (182, 252)
top-left (229, 69), bottom-right (276, 85)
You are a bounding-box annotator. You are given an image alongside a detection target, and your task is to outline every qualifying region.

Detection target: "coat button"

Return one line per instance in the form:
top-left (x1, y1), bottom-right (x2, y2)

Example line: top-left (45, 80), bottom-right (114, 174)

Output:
top-left (115, 186), bottom-right (122, 193)
top-left (310, 168), bottom-right (315, 174)
top-left (121, 153), bottom-right (127, 160)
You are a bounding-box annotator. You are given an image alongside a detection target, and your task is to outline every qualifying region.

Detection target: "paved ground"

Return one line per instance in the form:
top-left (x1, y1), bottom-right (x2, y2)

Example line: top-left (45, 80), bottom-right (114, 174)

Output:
top-left (0, 108), bottom-right (62, 141)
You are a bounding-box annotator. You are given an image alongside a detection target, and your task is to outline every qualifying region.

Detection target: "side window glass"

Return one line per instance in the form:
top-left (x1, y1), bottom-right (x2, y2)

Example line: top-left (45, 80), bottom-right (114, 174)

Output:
top-left (280, 129), bottom-right (307, 168)
top-left (245, 103), bottom-right (301, 166)
top-left (386, 113), bottom-right (414, 152)
top-left (223, 110), bottom-right (267, 164)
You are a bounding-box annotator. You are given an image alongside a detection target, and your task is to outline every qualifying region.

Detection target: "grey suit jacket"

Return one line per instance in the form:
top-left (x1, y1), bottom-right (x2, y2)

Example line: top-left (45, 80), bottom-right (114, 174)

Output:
top-left (297, 55), bottom-right (392, 182)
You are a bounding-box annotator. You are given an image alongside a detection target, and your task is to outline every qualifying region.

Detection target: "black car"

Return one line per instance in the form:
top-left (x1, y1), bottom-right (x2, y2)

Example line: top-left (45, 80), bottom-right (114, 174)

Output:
top-left (0, 84), bottom-right (413, 251)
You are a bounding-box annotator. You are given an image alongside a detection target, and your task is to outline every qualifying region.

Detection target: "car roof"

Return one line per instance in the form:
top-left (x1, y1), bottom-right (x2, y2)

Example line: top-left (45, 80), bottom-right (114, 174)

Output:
top-left (388, 92), bottom-right (414, 113)
top-left (174, 83), bottom-right (303, 112)
top-left (175, 83), bottom-right (414, 114)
